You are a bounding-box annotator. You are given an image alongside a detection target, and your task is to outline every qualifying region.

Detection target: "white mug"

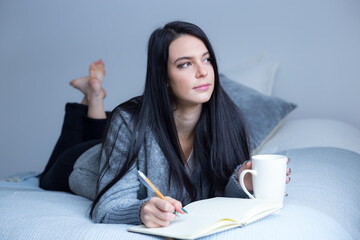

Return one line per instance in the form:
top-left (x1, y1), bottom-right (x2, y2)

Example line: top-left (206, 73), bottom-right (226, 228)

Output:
top-left (239, 154), bottom-right (287, 203)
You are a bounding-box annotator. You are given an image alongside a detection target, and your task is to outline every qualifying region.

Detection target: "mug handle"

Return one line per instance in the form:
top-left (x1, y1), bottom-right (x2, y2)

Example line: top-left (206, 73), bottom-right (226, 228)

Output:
top-left (239, 169), bottom-right (257, 199)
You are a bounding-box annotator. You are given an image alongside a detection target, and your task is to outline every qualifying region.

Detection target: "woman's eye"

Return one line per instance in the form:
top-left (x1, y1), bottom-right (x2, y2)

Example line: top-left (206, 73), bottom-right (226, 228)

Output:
top-left (178, 62), bottom-right (190, 68)
top-left (204, 58), bottom-right (212, 63)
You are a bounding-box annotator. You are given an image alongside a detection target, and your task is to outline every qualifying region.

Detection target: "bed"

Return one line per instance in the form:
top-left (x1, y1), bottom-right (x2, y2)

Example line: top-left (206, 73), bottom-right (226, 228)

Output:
top-left (1, 57), bottom-right (359, 240)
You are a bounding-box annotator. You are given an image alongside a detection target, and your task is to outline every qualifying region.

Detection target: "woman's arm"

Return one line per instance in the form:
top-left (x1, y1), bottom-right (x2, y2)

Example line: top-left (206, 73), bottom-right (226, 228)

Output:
top-left (91, 108), bottom-right (148, 225)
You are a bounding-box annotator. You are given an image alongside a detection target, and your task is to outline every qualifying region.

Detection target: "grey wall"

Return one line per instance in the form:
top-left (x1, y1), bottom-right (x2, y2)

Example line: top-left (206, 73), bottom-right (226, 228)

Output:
top-left (1, 0), bottom-right (359, 178)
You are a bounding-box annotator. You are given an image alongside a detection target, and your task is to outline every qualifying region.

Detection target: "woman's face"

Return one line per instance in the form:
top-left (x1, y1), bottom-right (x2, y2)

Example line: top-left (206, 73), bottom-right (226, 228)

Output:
top-left (167, 35), bottom-right (214, 108)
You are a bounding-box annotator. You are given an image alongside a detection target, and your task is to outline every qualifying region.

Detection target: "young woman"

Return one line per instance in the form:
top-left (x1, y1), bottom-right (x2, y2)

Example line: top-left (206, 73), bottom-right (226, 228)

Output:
top-left (40, 21), bottom-right (291, 228)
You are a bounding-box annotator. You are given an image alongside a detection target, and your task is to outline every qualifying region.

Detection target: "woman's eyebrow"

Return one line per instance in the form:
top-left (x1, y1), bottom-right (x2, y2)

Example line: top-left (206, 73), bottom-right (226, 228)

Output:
top-left (173, 52), bottom-right (210, 64)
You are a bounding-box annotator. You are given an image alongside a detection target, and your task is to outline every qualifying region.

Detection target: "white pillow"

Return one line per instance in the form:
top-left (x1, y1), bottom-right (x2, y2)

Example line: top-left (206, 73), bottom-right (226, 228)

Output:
top-left (257, 118), bottom-right (360, 155)
top-left (222, 54), bottom-right (279, 96)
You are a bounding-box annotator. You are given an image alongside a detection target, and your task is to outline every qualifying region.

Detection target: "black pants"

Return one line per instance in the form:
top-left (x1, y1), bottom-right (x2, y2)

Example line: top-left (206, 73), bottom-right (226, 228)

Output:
top-left (39, 103), bottom-right (110, 193)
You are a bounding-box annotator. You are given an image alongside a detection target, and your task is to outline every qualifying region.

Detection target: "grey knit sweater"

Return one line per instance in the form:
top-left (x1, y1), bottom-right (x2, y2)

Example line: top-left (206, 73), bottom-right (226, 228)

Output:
top-left (69, 107), bottom-right (248, 225)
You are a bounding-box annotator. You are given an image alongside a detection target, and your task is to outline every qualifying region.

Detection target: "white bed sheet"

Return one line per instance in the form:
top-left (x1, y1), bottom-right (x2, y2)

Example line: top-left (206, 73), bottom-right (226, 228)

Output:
top-left (258, 118), bottom-right (360, 155)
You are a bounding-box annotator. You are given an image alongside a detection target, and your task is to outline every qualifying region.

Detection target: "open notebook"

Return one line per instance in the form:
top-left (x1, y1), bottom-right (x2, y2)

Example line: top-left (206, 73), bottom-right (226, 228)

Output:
top-left (128, 197), bottom-right (283, 239)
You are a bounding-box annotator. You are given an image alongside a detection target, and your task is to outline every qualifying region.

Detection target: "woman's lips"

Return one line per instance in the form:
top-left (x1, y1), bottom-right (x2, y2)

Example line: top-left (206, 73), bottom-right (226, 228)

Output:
top-left (193, 84), bottom-right (210, 91)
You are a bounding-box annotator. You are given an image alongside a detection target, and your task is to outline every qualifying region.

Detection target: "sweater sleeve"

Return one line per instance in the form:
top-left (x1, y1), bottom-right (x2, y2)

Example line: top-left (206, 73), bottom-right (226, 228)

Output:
top-left (91, 108), bottom-right (148, 225)
top-left (223, 164), bottom-right (249, 199)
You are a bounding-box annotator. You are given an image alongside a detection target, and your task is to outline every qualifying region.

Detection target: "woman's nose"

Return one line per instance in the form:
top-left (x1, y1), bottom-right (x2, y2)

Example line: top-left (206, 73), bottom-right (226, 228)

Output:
top-left (196, 64), bottom-right (208, 78)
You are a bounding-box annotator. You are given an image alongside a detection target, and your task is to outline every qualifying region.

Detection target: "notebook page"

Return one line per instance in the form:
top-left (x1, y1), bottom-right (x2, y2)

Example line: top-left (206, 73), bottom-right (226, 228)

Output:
top-left (129, 198), bottom-right (274, 238)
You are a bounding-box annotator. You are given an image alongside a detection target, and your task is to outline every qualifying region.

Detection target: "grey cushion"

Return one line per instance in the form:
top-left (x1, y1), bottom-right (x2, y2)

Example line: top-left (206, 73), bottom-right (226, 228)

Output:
top-left (220, 74), bottom-right (297, 153)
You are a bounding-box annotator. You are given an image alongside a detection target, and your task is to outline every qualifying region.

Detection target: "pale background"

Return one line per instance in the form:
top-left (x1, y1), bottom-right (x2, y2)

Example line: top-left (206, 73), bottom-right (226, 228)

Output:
top-left (0, 0), bottom-right (359, 178)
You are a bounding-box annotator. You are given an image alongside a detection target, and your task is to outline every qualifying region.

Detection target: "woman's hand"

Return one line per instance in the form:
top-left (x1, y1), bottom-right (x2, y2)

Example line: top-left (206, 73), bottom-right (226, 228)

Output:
top-left (237, 158), bottom-right (292, 196)
top-left (237, 160), bottom-right (254, 192)
top-left (285, 158), bottom-right (292, 196)
top-left (140, 196), bottom-right (183, 228)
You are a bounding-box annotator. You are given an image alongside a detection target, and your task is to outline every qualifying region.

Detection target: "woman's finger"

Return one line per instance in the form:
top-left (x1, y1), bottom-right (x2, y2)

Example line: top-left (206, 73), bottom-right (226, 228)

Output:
top-left (286, 176), bottom-right (291, 184)
top-left (144, 212), bottom-right (174, 228)
top-left (154, 198), bottom-right (175, 213)
top-left (153, 209), bottom-right (176, 223)
top-left (239, 160), bottom-right (252, 172)
top-left (141, 197), bottom-right (176, 228)
top-left (166, 196), bottom-right (185, 214)
top-left (245, 160), bottom-right (252, 168)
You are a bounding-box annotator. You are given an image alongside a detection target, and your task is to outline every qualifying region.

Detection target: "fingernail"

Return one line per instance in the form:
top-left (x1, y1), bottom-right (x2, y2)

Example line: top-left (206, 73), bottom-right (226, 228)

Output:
top-left (286, 193), bottom-right (289, 197)
top-left (288, 157), bottom-right (291, 163)
top-left (289, 168), bottom-right (292, 173)
top-left (289, 177), bottom-right (291, 182)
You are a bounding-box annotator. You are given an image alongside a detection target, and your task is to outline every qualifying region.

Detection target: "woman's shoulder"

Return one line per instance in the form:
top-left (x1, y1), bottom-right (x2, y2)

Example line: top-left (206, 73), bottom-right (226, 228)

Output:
top-left (111, 96), bottom-right (143, 123)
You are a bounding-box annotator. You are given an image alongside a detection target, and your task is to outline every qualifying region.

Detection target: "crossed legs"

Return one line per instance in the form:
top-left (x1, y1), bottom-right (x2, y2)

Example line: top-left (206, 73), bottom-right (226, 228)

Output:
top-left (40, 59), bottom-right (109, 192)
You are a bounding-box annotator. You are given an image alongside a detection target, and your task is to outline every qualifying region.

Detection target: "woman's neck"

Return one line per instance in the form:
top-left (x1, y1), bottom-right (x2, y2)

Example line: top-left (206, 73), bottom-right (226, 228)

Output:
top-left (173, 104), bottom-right (202, 161)
top-left (174, 104), bottom-right (201, 138)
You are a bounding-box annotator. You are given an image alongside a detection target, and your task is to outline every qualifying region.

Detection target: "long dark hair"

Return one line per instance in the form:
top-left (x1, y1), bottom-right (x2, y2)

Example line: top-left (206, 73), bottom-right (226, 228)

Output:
top-left (90, 21), bottom-right (250, 217)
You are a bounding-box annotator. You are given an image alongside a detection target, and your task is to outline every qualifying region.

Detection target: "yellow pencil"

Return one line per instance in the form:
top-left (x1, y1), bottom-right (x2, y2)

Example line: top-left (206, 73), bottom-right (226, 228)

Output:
top-left (137, 170), bottom-right (188, 214)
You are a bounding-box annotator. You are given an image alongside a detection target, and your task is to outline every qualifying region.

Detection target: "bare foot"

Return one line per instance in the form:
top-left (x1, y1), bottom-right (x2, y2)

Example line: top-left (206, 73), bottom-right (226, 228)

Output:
top-left (69, 59), bottom-right (107, 104)
top-left (69, 76), bottom-right (107, 104)
top-left (90, 58), bottom-right (105, 82)
top-left (69, 59), bottom-right (107, 119)
top-left (89, 58), bottom-right (106, 100)
top-left (86, 77), bottom-right (106, 119)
